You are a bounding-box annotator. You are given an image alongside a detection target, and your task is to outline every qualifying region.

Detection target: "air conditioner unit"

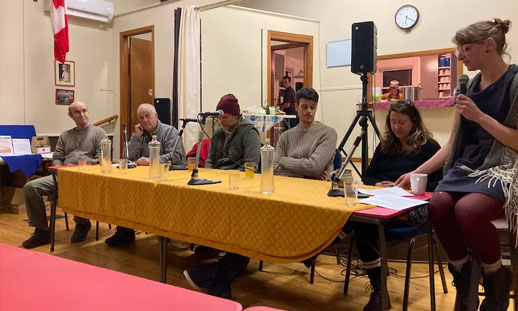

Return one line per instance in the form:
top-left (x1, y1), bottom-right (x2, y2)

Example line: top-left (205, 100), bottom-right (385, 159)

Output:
top-left (66, 0), bottom-right (114, 23)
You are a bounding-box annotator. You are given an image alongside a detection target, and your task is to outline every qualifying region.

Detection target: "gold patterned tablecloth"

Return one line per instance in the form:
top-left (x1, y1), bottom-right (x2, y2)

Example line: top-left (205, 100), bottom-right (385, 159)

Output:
top-left (58, 166), bottom-right (372, 263)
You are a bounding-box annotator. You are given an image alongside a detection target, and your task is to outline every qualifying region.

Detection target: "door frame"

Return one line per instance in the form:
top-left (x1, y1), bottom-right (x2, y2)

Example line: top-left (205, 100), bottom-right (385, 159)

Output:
top-left (119, 25), bottom-right (155, 156)
top-left (267, 30), bottom-right (313, 107)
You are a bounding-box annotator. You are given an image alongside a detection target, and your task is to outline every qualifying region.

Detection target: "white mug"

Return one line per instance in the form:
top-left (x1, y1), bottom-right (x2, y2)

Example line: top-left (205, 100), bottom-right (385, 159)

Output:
top-left (410, 173), bottom-right (428, 195)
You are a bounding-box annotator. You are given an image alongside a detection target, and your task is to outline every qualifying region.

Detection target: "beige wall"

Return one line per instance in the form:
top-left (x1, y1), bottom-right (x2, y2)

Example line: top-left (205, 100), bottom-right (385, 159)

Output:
top-left (200, 6), bottom-right (320, 116)
top-left (239, 0), bottom-right (518, 154)
top-left (0, 0), bottom-right (114, 136)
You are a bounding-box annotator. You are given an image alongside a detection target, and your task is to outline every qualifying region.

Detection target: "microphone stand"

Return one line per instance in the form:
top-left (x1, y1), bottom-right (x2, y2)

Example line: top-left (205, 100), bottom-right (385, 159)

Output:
top-left (328, 117), bottom-right (368, 197)
top-left (187, 115), bottom-right (221, 186)
top-left (169, 118), bottom-right (194, 169)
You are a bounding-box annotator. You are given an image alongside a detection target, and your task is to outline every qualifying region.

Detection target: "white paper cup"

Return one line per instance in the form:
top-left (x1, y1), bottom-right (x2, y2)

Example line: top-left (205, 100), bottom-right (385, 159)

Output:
top-left (410, 173), bottom-right (428, 195)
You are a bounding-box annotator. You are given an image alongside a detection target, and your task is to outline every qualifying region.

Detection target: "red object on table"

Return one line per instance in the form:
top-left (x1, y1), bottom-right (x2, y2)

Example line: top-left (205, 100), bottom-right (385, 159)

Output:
top-left (0, 243), bottom-right (242, 311)
top-left (353, 192), bottom-right (433, 219)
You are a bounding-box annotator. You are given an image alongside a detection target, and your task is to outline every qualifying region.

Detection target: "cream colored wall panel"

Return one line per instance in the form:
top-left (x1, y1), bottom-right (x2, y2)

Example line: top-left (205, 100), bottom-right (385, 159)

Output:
top-left (0, 0), bottom-right (25, 124)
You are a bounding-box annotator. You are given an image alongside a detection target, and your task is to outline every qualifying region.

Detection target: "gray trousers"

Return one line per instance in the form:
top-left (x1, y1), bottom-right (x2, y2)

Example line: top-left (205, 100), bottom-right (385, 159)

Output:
top-left (23, 175), bottom-right (89, 229)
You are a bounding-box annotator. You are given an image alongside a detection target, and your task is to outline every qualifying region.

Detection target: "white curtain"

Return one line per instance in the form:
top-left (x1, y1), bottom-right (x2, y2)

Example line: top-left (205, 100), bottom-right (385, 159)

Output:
top-left (177, 6), bottom-right (200, 151)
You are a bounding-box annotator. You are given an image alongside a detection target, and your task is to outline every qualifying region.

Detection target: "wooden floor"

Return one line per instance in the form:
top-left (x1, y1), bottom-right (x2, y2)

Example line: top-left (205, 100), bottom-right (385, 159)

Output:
top-left (0, 210), bottom-right (514, 311)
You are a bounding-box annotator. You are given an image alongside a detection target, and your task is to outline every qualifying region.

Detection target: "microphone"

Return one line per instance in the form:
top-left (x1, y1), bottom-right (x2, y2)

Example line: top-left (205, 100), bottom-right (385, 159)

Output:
top-left (459, 74), bottom-right (469, 95)
top-left (179, 118), bottom-right (199, 123)
top-left (198, 110), bottom-right (224, 117)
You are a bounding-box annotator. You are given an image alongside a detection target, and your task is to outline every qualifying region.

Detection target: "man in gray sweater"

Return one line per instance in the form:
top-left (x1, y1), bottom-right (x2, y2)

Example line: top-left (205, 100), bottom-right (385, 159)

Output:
top-left (105, 103), bottom-right (186, 246)
top-left (183, 88), bottom-right (337, 299)
top-left (274, 87), bottom-right (337, 180)
top-left (22, 101), bottom-right (106, 249)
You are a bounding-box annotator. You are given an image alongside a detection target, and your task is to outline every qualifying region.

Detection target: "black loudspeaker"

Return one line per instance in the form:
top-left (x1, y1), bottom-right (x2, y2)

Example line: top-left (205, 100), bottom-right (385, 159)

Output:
top-left (351, 21), bottom-right (377, 74)
top-left (154, 98), bottom-right (171, 125)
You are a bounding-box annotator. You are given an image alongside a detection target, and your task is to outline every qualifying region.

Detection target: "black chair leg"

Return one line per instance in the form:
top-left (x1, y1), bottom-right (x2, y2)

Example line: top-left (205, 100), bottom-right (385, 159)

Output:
top-left (344, 233), bottom-right (355, 294)
top-left (403, 236), bottom-right (417, 311)
top-left (108, 224), bottom-right (112, 229)
top-left (95, 221), bottom-right (99, 241)
top-left (259, 260), bottom-right (264, 271)
top-left (64, 212), bottom-right (69, 231)
top-left (309, 262), bottom-right (315, 284)
top-left (434, 238), bottom-right (448, 293)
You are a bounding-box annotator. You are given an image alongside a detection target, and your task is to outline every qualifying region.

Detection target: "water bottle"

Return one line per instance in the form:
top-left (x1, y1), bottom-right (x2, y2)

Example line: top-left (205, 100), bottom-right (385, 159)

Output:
top-left (100, 136), bottom-right (111, 173)
top-left (260, 138), bottom-right (275, 194)
top-left (148, 135), bottom-right (161, 179)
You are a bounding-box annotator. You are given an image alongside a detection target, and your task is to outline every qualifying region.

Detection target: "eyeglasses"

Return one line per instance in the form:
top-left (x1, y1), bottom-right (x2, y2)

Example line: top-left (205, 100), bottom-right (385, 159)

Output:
top-left (454, 41), bottom-right (485, 58)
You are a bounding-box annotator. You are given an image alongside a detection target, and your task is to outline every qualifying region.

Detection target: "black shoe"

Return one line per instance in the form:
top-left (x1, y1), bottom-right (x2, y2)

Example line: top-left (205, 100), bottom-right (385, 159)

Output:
top-left (364, 267), bottom-right (391, 311)
top-left (22, 228), bottom-right (50, 249)
top-left (183, 263), bottom-right (218, 292)
top-left (71, 221), bottom-right (91, 243)
top-left (105, 227), bottom-right (135, 246)
top-left (480, 266), bottom-right (511, 311)
top-left (194, 245), bottom-right (222, 258)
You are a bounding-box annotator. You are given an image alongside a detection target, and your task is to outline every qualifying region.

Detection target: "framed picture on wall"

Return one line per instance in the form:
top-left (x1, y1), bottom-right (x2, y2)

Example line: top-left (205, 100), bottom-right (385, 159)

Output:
top-left (55, 60), bottom-right (75, 87)
top-left (56, 89), bottom-right (75, 105)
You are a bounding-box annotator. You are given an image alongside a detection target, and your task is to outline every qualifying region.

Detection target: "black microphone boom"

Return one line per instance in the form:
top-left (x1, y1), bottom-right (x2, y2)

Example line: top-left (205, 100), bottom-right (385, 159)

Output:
top-left (198, 110), bottom-right (224, 117)
top-left (179, 118), bottom-right (199, 123)
top-left (459, 74), bottom-right (469, 95)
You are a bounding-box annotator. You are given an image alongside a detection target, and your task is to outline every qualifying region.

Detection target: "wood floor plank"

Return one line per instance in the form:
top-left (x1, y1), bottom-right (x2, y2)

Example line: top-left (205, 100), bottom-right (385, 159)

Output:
top-left (1, 210), bottom-right (514, 310)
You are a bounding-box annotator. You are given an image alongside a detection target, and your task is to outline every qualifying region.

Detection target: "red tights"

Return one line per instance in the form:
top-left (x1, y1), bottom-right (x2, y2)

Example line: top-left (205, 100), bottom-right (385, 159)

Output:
top-left (429, 191), bottom-right (504, 264)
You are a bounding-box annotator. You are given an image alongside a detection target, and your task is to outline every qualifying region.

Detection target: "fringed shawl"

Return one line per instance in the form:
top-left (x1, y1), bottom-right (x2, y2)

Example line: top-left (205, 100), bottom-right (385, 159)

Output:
top-left (444, 64), bottom-right (518, 245)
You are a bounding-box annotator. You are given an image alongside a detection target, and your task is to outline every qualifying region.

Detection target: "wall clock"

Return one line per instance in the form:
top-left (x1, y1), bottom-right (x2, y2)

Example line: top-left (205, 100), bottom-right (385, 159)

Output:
top-left (395, 5), bottom-right (419, 30)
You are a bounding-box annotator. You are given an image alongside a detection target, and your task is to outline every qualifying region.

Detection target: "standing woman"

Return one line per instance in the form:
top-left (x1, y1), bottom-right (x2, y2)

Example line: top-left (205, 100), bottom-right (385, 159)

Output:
top-left (396, 19), bottom-right (518, 310)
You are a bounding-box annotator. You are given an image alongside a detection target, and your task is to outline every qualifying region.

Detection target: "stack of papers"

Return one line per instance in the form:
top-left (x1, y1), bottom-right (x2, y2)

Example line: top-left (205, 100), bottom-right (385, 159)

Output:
top-left (358, 186), bottom-right (427, 211)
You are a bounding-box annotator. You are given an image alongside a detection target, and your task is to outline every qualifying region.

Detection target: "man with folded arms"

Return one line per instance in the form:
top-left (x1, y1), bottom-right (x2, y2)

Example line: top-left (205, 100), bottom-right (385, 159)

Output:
top-left (105, 103), bottom-right (186, 246)
top-left (22, 101), bottom-right (105, 248)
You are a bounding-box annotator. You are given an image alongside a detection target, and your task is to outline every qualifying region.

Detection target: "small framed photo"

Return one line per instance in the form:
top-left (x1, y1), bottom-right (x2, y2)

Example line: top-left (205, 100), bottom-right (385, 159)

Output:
top-left (56, 89), bottom-right (75, 105)
top-left (55, 60), bottom-right (75, 87)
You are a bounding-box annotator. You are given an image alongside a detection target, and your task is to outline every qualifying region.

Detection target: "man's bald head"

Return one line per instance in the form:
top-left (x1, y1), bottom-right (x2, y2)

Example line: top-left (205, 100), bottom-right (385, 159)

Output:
top-left (137, 103), bottom-right (159, 133)
top-left (68, 101), bottom-right (90, 130)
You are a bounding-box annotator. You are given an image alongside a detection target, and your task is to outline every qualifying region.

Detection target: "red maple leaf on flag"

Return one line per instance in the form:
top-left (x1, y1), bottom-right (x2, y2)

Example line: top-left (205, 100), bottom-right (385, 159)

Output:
top-left (50, 0), bottom-right (69, 63)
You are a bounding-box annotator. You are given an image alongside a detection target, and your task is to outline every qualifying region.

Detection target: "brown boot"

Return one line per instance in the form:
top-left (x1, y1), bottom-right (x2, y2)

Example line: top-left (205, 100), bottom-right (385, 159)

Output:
top-left (448, 261), bottom-right (478, 311)
top-left (363, 267), bottom-right (391, 311)
top-left (480, 265), bottom-right (511, 311)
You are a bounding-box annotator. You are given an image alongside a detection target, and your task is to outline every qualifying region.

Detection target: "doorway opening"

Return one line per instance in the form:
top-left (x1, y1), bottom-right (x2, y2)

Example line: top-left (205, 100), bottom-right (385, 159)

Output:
top-left (119, 25), bottom-right (155, 156)
top-left (267, 30), bottom-right (313, 107)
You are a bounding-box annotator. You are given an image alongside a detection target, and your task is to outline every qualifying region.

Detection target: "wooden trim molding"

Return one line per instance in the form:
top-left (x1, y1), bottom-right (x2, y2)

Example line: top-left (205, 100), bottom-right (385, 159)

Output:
top-left (119, 25), bottom-right (155, 157)
top-left (267, 30), bottom-right (313, 107)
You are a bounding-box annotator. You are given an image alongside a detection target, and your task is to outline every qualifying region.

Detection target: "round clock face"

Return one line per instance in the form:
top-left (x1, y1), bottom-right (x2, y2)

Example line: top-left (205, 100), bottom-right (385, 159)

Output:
top-left (395, 5), bottom-right (419, 30)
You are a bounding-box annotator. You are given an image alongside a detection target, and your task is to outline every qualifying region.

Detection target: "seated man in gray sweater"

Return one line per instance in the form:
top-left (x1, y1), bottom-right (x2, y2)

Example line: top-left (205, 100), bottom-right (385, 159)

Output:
top-left (183, 88), bottom-right (337, 299)
top-left (105, 103), bottom-right (186, 246)
top-left (274, 87), bottom-right (337, 180)
top-left (22, 101), bottom-right (106, 249)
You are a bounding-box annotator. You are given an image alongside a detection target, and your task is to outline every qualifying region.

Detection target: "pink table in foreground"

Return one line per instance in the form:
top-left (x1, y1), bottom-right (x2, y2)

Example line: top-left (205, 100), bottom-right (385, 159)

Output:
top-left (0, 243), bottom-right (242, 311)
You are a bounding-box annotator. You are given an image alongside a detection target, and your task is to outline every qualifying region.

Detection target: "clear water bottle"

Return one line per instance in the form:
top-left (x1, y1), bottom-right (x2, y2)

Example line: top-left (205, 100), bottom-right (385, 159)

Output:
top-left (260, 138), bottom-right (275, 194)
top-left (148, 135), bottom-right (161, 179)
top-left (100, 136), bottom-right (111, 173)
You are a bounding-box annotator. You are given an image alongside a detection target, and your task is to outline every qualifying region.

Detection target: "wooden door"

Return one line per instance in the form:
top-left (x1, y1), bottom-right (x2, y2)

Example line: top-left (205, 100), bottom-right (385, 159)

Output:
top-left (420, 54), bottom-right (439, 100)
top-left (129, 37), bottom-right (154, 131)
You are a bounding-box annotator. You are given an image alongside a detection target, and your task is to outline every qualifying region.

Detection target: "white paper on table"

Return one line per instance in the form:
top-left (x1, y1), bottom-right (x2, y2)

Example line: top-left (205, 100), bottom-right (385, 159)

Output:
top-left (0, 136), bottom-right (13, 155)
top-left (359, 195), bottom-right (428, 211)
top-left (12, 139), bottom-right (32, 155)
top-left (41, 152), bottom-right (54, 159)
top-left (358, 186), bottom-right (413, 197)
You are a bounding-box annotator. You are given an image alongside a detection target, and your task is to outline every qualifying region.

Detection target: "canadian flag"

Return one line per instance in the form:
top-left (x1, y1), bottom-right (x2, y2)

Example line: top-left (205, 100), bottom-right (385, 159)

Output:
top-left (50, 0), bottom-right (69, 63)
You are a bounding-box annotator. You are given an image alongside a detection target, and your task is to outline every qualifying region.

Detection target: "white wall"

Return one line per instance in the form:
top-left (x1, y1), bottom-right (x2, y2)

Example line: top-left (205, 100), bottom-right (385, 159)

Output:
top-left (200, 6), bottom-right (320, 115)
top-left (238, 0), bottom-right (518, 154)
top-left (0, 0), bottom-right (114, 136)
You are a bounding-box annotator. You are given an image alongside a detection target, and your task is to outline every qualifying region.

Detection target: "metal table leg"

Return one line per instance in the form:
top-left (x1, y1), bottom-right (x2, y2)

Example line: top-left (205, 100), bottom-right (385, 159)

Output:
top-left (50, 172), bottom-right (58, 252)
top-left (427, 223), bottom-right (436, 311)
top-left (159, 236), bottom-right (168, 283)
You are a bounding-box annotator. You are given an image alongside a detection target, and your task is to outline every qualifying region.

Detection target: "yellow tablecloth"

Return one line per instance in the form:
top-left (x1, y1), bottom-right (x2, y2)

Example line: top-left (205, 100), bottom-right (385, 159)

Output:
top-left (58, 166), bottom-right (372, 263)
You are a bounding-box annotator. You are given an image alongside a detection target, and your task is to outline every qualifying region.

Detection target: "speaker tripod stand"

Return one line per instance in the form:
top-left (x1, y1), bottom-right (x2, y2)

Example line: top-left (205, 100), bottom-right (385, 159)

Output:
top-left (336, 72), bottom-right (381, 178)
